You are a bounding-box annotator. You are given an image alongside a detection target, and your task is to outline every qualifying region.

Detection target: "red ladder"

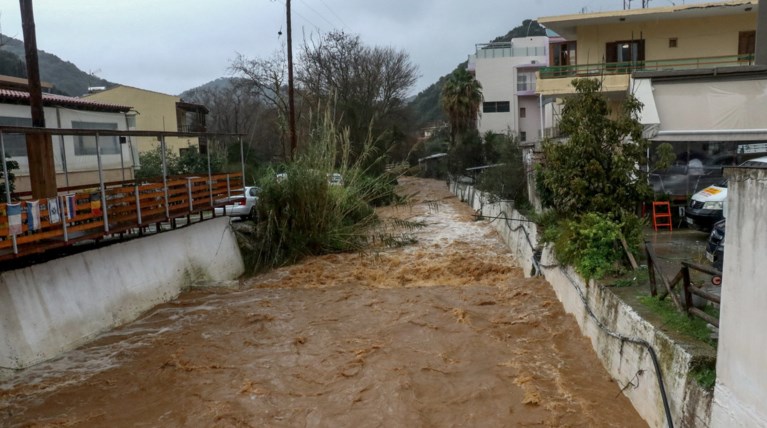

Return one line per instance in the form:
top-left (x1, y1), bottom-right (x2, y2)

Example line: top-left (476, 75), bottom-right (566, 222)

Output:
top-left (652, 201), bottom-right (673, 231)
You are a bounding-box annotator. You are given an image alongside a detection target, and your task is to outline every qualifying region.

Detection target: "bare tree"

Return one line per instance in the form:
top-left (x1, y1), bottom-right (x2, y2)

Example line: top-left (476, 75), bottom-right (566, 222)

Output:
top-left (230, 52), bottom-right (295, 159)
top-left (185, 79), bottom-right (283, 163)
top-left (299, 31), bottom-right (418, 158)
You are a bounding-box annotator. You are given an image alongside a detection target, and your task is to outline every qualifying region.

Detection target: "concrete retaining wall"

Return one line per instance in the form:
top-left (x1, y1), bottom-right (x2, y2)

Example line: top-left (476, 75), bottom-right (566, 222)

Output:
top-left (451, 180), bottom-right (713, 428)
top-left (710, 168), bottom-right (767, 427)
top-left (0, 217), bottom-right (245, 369)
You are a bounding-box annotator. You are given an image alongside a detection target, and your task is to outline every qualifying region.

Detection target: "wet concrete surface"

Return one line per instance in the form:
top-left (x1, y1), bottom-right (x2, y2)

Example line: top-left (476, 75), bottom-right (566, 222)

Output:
top-left (0, 177), bottom-right (646, 427)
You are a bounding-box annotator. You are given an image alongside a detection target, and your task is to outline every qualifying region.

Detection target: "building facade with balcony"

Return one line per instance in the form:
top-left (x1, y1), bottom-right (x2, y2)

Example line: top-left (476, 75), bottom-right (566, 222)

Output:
top-left (536, 0), bottom-right (765, 197)
top-left (536, 0), bottom-right (757, 97)
top-left (469, 36), bottom-right (550, 142)
top-left (85, 85), bottom-right (208, 156)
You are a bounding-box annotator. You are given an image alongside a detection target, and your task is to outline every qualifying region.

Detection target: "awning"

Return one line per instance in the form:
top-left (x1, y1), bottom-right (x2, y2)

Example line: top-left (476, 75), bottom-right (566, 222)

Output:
top-left (653, 78), bottom-right (767, 132)
top-left (653, 131), bottom-right (767, 142)
top-left (631, 78), bottom-right (660, 126)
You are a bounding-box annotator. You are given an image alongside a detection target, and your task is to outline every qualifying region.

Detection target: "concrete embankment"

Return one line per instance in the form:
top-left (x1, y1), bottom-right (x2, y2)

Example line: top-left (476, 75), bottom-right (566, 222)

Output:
top-left (451, 180), bottom-right (714, 428)
top-left (0, 217), bottom-right (244, 370)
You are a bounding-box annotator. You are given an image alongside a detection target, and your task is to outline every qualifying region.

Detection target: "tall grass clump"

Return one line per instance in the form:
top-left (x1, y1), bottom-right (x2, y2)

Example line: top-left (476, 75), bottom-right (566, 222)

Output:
top-left (240, 110), bottom-right (406, 273)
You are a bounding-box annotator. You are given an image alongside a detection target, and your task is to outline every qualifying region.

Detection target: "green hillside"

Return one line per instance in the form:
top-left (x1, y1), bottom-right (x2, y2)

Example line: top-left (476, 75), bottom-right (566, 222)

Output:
top-left (0, 34), bottom-right (114, 96)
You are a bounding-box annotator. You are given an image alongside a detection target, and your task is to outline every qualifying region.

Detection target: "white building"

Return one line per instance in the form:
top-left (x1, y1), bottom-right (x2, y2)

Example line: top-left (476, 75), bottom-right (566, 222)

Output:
top-left (468, 35), bottom-right (551, 142)
top-left (0, 78), bottom-right (135, 192)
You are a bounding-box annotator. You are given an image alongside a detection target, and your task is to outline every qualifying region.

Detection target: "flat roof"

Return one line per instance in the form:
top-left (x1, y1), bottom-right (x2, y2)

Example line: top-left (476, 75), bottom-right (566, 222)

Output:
top-left (539, 0), bottom-right (757, 40)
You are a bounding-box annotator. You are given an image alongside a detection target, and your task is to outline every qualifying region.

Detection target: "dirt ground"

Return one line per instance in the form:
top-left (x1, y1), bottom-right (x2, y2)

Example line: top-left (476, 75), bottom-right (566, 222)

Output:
top-left (0, 177), bottom-right (647, 427)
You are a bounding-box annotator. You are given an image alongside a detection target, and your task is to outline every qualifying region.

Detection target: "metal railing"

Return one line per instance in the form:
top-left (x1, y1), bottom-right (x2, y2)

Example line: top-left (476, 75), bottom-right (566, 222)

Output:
top-left (0, 172), bottom-right (243, 261)
top-left (540, 54), bottom-right (756, 79)
top-left (0, 126), bottom-right (246, 262)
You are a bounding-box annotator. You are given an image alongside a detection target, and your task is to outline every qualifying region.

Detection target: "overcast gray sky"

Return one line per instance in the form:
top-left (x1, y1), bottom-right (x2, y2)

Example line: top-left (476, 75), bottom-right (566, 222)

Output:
top-left (0, 0), bottom-right (713, 96)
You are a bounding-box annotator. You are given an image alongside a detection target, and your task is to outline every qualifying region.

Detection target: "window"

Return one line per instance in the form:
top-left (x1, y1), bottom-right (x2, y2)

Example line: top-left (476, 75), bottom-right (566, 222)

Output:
top-left (516, 72), bottom-right (536, 92)
top-left (483, 101), bottom-right (510, 113)
top-left (606, 40), bottom-right (645, 63)
top-left (669, 38), bottom-right (678, 48)
top-left (520, 131), bottom-right (527, 142)
top-left (739, 31), bottom-right (756, 58)
top-left (0, 116), bottom-right (33, 157)
top-left (72, 121), bottom-right (119, 155)
top-left (520, 107), bottom-right (527, 118)
top-left (605, 40), bottom-right (645, 72)
top-left (551, 42), bottom-right (577, 67)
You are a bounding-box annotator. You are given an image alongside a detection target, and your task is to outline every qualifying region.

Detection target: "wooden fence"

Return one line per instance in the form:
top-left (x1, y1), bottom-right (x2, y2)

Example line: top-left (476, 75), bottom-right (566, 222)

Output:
top-left (646, 242), bottom-right (721, 327)
top-left (0, 172), bottom-right (243, 261)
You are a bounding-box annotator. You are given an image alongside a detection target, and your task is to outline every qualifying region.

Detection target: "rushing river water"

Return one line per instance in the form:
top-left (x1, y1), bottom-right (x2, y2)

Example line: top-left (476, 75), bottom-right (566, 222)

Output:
top-left (0, 177), bottom-right (646, 427)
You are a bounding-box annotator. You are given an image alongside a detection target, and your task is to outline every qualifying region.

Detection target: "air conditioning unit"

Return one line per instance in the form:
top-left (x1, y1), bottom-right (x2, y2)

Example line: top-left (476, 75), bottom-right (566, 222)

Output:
top-left (531, 60), bottom-right (538, 64)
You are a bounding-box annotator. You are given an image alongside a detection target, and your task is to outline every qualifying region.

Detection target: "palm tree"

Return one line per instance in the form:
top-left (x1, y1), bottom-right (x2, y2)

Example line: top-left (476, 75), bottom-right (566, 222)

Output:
top-left (440, 67), bottom-right (483, 143)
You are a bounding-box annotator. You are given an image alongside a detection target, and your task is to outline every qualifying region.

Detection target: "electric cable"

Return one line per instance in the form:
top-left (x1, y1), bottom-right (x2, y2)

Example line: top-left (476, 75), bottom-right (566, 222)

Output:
top-left (468, 189), bottom-right (674, 428)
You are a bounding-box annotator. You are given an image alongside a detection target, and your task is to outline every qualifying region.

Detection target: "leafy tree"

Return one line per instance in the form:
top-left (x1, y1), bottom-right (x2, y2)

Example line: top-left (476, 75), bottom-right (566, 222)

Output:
top-left (536, 78), bottom-right (651, 279)
top-left (440, 67), bottom-right (482, 143)
top-left (136, 146), bottom-right (178, 179)
top-left (475, 133), bottom-right (527, 204)
top-left (537, 78), bottom-right (650, 218)
top-left (447, 129), bottom-right (484, 174)
top-left (177, 146), bottom-right (224, 175)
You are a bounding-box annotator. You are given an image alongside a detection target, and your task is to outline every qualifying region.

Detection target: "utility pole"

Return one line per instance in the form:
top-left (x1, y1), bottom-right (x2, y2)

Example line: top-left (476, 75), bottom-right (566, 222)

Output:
top-left (286, 0), bottom-right (297, 160)
top-left (19, 0), bottom-right (57, 198)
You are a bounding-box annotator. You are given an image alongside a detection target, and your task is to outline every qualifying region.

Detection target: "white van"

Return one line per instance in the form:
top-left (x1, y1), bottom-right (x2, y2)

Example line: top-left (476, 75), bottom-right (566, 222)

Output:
top-left (685, 156), bottom-right (767, 229)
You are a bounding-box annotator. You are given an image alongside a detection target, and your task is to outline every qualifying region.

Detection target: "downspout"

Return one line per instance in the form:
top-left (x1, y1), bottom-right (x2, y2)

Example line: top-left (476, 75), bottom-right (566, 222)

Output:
top-left (123, 110), bottom-right (137, 180)
top-left (55, 106), bottom-right (69, 187)
top-left (539, 93), bottom-right (545, 141)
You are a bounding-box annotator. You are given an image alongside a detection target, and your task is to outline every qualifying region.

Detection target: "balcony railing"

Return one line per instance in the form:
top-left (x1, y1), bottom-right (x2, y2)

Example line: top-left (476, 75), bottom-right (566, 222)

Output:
top-left (539, 54), bottom-right (756, 79)
top-left (475, 43), bottom-right (547, 59)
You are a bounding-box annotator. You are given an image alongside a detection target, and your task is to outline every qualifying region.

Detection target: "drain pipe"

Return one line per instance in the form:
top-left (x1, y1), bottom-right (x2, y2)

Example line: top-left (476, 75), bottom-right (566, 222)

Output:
top-left (469, 194), bottom-right (674, 428)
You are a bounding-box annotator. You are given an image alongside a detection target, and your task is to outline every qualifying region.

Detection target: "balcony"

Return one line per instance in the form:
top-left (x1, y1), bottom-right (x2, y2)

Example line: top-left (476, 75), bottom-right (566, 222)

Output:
top-left (474, 43), bottom-right (547, 60)
top-left (537, 54), bottom-right (755, 95)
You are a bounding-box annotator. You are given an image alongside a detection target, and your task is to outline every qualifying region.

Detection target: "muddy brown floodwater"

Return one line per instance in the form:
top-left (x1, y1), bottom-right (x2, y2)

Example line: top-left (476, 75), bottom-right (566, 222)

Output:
top-left (0, 177), bottom-right (647, 427)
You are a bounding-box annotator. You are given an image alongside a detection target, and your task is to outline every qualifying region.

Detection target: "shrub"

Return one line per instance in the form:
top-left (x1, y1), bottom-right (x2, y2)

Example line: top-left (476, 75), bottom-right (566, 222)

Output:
top-left (552, 213), bottom-right (624, 281)
top-left (475, 132), bottom-right (528, 205)
top-left (243, 110), bottom-right (408, 273)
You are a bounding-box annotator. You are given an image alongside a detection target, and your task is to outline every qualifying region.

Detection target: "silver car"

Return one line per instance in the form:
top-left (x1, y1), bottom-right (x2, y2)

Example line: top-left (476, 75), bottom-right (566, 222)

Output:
top-left (214, 186), bottom-right (260, 220)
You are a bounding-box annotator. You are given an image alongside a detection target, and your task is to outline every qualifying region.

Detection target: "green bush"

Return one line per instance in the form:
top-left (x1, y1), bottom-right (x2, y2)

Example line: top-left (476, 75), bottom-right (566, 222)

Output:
top-left (243, 110), bottom-right (407, 273)
top-left (475, 132), bottom-right (527, 205)
top-left (553, 213), bottom-right (624, 281)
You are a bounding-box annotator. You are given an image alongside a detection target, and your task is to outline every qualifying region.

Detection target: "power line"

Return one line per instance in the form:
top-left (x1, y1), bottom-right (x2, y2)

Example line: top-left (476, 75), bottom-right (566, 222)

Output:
top-left (292, 9), bottom-right (322, 32)
top-left (319, 0), bottom-right (349, 29)
top-left (298, 0), bottom-right (337, 29)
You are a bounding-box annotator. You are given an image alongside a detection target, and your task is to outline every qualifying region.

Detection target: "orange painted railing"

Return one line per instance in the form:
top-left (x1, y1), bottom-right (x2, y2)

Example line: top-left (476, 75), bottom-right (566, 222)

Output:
top-left (0, 172), bottom-right (243, 261)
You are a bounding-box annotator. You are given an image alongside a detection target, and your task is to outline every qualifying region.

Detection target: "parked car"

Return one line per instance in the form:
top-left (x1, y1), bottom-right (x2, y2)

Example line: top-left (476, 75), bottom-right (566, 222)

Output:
top-left (705, 219), bottom-right (725, 272)
top-left (685, 156), bottom-right (767, 230)
top-left (214, 186), bottom-right (260, 220)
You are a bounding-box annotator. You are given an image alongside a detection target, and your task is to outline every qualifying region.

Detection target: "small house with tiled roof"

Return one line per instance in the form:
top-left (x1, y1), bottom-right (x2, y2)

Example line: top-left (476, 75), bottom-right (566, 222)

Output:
top-left (0, 75), bottom-right (135, 192)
